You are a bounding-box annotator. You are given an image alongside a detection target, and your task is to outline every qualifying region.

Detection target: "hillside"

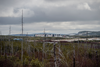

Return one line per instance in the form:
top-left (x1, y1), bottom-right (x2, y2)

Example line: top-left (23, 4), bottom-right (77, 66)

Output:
top-left (78, 31), bottom-right (100, 36)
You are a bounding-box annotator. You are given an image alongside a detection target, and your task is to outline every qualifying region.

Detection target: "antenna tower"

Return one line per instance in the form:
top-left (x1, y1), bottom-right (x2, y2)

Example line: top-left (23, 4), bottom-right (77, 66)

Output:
top-left (21, 10), bottom-right (23, 62)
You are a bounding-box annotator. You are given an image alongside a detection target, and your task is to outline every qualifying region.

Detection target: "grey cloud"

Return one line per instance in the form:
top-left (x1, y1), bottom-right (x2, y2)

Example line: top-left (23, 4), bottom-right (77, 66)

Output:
top-left (13, 8), bottom-right (19, 13)
top-left (89, 2), bottom-right (100, 10)
top-left (45, 0), bottom-right (66, 2)
top-left (69, 21), bottom-right (100, 25)
top-left (0, 0), bottom-right (20, 7)
top-left (0, 7), bottom-right (100, 25)
top-left (0, 17), bottom-right (21, 25)
top-left (20, 3), bottom-right (100, 22)
top-left (0, 0), bottom-right (100, 35)
top-left (0, 0), bottom-right (100, 25)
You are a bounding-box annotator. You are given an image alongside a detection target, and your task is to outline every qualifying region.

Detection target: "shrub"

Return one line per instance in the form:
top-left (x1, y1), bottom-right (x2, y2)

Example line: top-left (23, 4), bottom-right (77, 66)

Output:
top-left (23, 58), bottom-right (29, 67)
top-left (30, 58), bottom-right (43, 67)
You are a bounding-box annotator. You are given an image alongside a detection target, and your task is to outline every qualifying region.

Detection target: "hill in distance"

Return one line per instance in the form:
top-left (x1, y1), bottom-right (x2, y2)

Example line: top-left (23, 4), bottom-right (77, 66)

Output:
top-left (11, 31), bottom-right (100, 36)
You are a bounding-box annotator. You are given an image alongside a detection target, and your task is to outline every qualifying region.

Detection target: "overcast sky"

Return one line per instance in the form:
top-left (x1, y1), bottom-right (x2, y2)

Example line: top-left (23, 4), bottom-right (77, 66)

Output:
top-left (0, 0), bottom-right (100, 35)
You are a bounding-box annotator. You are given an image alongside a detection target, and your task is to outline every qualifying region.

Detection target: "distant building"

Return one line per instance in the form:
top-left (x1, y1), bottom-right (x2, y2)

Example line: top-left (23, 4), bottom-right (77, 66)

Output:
top-left (13, 38), bottom-right (23, 41)
top-left (34, 34), bottom-right (63, 37)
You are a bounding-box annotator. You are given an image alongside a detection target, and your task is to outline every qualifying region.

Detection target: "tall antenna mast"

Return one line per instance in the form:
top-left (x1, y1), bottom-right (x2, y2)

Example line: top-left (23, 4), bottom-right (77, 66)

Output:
top-left (0, 31), bottom-right (1, 35)
top-left (21, 10), bottom-right (23, 62)
top-left (44, 28), bottom-right (45, 35)
top-left (9, 26), bottom-right (11, 35)
top-left (22, 10), bottom-right (23, 35)
top-left (44, 28), bottom-right (46, 41)
top-left (9, 26), bottom-right (11, 42)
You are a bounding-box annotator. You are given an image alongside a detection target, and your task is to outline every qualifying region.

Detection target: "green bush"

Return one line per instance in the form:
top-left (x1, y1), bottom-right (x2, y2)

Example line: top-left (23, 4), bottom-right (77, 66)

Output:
top-left (23, 58), bottom-right (29, 67)
top-left (30, 58), bottom-right (43, 67)
top-left (14, 60), bottom-right (22, 67)
top-left (0, 56), bottom-right (5, 61)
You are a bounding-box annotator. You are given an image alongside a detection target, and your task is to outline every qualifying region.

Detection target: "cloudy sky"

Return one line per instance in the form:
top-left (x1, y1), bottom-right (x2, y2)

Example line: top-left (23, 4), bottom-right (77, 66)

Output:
top-left (0, 0), bottom-right (100, 35)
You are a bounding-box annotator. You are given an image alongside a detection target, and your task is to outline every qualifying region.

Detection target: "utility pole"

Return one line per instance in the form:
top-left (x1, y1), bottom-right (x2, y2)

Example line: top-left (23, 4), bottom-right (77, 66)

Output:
top-left (9, 26), bottom-right (11, 36)
top-left (58, 42), bottom-right (60, 67)
top-left (77, 33), bottom-right (79, 57)
top-left (12, 42), bottom-right (13, 56)
top-left (86, 31), bottom-right (88, 47)
top-left (54, 42), bottom-right (57, 67)
top-left (78, 33), bottom-right (79, 48)
top-left (85, 31), bottom-right (88, 57)
top-left (21, 10), bottom-right (23, 62)
top-left (9, 26), bottom-right (13, 56)
top-left (73, 49), bottom-right (75, 67)
top-left (26, 32), bottom-right (31, 56)
top-left (0, 31), bottom-right (2, 55)
top-left (42, 42), bottom-right (45, 64)
top-left (9, 26), bottom-right (11, 55)
top-left (33, 34), bottom-right (36, 58)
top-left (42, 28), bottom-right (46, 65)
top-left (73, 38), bottom-right (75, 67)
top-left (4, 36), bottom-right (6, 56)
